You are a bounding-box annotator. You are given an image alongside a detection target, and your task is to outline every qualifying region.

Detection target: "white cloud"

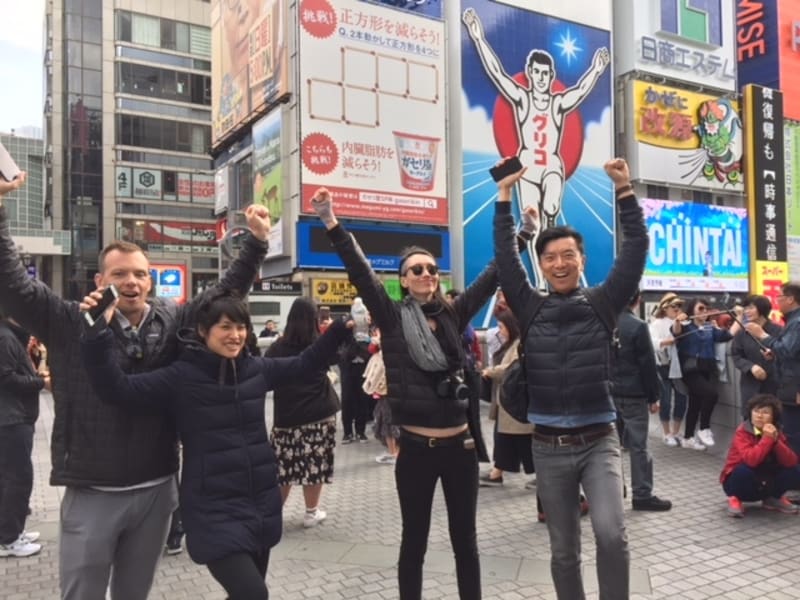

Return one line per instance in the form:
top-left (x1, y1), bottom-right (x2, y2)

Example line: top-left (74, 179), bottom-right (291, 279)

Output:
top-left (460, 91), bottom-right (497, 152)
top-left (1, 0), bottom-right (46, 53)
top-left (580, 106), bottom-right (612, 168)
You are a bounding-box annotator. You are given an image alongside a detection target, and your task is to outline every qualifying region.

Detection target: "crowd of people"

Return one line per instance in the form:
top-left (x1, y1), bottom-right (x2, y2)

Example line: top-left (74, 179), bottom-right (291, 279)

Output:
top-left (3, 159), bottom-right (800, 600)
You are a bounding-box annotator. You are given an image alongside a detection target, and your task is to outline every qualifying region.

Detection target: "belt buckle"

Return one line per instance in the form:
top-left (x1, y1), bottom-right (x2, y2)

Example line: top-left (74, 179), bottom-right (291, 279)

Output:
top-left (428, 438), bottom-right (437, 448)
top-left (556, 434), bottom-right (572, 447)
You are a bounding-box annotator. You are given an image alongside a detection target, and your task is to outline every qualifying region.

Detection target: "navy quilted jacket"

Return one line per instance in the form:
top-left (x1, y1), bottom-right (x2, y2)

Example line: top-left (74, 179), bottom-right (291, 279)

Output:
top-left (81, 320), bottom-right (349, 564)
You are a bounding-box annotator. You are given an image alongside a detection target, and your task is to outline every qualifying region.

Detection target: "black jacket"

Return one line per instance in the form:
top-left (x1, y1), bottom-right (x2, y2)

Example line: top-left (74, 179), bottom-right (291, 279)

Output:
top-left (266, 338), bottom-right (340, 428)
top-left (494, 197), bottom-right (648, 420)
top-left (0, 320), bottom-right (44, 426)
top-left (0, 206), bottom-right (267, 487)
top-left (611, 308), bottom-right (660, 403)
top-left (732, 320), bottom-right (783, 410)
top-left (81, 319), bottom-right (350, 565)
top-left (326, 224), bottom-right (498, 428)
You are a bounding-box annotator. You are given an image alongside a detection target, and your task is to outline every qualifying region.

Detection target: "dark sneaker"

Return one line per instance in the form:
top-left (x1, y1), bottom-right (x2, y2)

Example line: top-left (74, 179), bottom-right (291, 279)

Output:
top-left (165, 532), bottom-right (183, 555)
top-left (357, 433), bottom-right (369, 443)
top-left (341, 435), bottom-right (355, 445)
top-left (632, 495), bottom-right (673, 511)
top-left (479, 473), bottom-right (503, 487)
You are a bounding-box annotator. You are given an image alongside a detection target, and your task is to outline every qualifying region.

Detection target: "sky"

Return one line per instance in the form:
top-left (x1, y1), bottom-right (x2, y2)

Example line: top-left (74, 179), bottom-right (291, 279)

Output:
top-left (0, 0), bottom-right (46, 135)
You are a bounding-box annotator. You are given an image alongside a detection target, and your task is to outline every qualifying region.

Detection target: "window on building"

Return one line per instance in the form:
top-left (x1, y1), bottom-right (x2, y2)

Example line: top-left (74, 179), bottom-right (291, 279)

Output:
top-left (646, 184), bottom-right (669, 200)
top-left (190, 25), bottom-right (211, 57)
top-left (176, 23), bottom-right (190, 53)
top-left (692, 190), bottom-right (712, 204)
top-left (117, 10), bottom-right (132, 41)
top-left (83, 17), bottom-right (101, 44)
top-left (132, 14), bottom-right (160, 47)
top-left (161, 19), bottom-right (177, 50)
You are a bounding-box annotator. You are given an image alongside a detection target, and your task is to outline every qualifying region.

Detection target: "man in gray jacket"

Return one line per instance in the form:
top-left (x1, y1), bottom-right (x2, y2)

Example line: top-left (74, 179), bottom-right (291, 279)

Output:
top-left (0, 173), bottom-right (270, 599)
top-left (611, 290), bottom-right (671, 512)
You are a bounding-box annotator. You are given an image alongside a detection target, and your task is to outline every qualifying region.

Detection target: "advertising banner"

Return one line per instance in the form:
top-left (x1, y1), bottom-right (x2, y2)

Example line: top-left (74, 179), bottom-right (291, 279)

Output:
top-left (214, 166), bottom-right (230, 215)
top-left (752, 260), bottom-right (789, 313)
top-left (626, 80), bottom-right (744, 191)
top-left (145, 221), bottom-right (218, 254)
top-left (211, 0), bottom-right (289, 146)
top-left (360, 0), bottom-right (442, 19)
top-left (298, 0), bottom-right (447, 225)
top-left (311, 278), bottom-right (359, 306)
top-left (778, 1), bottom-right (800, 120)
top-left (639, 199), bottom-right (749, 292)
top-left (115, 167), bottom-right (132, 198)
top-left (252, 109), bottom-right (284, 258)
top-left (787, 123), bottom-right (800, 280)
top-left (614, 0), bottom-right (736, 92)
top-left (736, 0), bottom-right (780, 90)
top-left (149, 264), bottom-right (187, 304)
top-left (461, 0), bottom-right (613, 324)
top-left (744, 85), bottom-right (786, 271)
top-left (132, 168), bottom-right (162, 200)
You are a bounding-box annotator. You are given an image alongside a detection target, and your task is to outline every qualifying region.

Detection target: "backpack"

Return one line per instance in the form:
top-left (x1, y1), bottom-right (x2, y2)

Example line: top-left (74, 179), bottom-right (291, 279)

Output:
top-left (499, 287), bottom-right (619, 423)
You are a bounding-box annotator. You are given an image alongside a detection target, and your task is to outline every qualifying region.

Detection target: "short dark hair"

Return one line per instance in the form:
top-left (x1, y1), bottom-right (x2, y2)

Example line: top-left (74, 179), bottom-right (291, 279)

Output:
top-left (684, 297), bottom-right (709, 317)
top-left (98, 241), bottom-right (147, 273)
top-left (196, 291), bottom-right (252, 338)
top-left (746, 393), bottom-right (782, 425)
top-left (534, 226), bottom-right (585, 259)
top-left (782, 282), bottom-right (800, 304)
top-left (743, 294), bottom-right (772, 319)
top-left (526, 50), bottom-right (554, 73)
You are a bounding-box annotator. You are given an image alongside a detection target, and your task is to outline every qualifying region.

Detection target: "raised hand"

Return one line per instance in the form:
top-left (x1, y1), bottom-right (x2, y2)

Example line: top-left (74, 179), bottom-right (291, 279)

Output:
top-left (462, 8), bottom-right (482, 38)
top-left (311, 187), bottom-right (337, 229)
top-left (0, 171), bottom-right (26, 199)
top-left (79, 287), bottom-right (119, 326)
top-left (245, 204), bottom-right (271, 242)
top-left (520, 205), bottom-right (539, 237)
top-left (604, 158), bottom-right (631, 186)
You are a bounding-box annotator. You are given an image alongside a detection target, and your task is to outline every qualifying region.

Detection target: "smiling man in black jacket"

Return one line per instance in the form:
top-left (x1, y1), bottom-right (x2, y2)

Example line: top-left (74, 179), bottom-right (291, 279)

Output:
top-left (0, 173), bottom-right (270, 600)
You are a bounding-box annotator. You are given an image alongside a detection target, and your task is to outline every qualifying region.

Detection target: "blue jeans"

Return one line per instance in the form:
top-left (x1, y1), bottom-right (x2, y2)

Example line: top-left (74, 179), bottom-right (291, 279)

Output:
top-left (722, 464), bottom-right (800, 501)
top-left (614, 396), bottom-right (654, 500)
top-left (657, 365), bottom-right (686, 424)
top-left (533, 429), bottom-right (628, 600)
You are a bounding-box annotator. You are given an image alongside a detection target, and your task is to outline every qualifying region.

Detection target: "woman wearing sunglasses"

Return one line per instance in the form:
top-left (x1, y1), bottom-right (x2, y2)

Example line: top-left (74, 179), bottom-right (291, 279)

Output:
top-left (311, 186), bottom-right (534, 600)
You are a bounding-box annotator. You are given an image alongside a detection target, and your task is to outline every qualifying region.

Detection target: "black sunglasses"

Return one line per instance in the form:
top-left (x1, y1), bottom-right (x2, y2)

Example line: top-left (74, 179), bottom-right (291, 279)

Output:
top-left (123, 328), bottom-right (143, 360)
top-left (405, 264), bottom-right (439, 276)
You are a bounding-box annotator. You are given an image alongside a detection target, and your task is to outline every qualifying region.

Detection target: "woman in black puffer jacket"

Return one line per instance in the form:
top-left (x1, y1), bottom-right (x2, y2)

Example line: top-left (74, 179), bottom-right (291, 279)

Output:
top-left (80, 291), bottom-right (349, 600)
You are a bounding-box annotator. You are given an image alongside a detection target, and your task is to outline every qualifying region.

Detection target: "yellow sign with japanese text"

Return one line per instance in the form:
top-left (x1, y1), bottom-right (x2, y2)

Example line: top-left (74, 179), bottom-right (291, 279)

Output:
top-left (310, 278), bottom-right (358, 306)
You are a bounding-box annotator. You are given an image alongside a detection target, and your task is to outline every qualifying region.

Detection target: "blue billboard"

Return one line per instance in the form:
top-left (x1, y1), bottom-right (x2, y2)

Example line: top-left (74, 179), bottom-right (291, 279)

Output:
top-left (360, 0), bottom-right (442, 19)
top-left (639, 199), bottom-right (749, 292)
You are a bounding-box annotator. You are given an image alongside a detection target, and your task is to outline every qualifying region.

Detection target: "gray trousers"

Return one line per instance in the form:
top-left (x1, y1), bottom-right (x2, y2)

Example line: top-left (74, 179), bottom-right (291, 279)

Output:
top-left (533, 430), bottom-right (629, 600)
top-left (59, 477), bottom-right (178, 600)
top-left (614, 396), bottom-right (654, 501)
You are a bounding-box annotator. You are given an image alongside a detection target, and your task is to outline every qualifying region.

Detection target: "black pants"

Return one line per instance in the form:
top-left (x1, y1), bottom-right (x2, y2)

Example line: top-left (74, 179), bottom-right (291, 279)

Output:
top-left (340, 360), bottom-right (370, 437)
top-left (0, 423), bottom-right (34, 545)
top-left (683, 370), bottom-right (718, 438)
top-left (395, 433), bottom-right (480, 600)
top-left (207, 549), bottom-right (270, 600)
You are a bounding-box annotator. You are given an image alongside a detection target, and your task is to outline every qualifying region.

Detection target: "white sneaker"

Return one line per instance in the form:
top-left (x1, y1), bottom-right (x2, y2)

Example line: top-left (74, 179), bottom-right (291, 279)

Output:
top-left (303, 508), bottom-right (327, 528)
top-left (663, 435), bottom-right (679, 447)
top-left (683, 436), bottom-right (707, 451)
top-left (20, 531), bottom-right (40, 543)
top-left (0, 536), bottom-right (42, 558)
top-left (697, 428), bottom-right (715, 447)
top-left (375, 453), bottom-right (396, 465)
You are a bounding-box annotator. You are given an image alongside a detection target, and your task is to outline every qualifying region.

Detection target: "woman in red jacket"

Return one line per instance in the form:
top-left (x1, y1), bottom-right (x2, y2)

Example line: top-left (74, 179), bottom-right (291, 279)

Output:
top-left (720, 394), bottom-right (800, 517)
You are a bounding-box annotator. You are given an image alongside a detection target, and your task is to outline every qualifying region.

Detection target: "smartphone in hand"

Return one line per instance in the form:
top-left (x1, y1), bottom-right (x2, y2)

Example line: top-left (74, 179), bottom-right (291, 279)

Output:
top-left (84, 285), bottom-right (120, 326)
top-left (0, 142), bottom-right (21, 182)
top-left (489, 156), bottom-right (524, 182)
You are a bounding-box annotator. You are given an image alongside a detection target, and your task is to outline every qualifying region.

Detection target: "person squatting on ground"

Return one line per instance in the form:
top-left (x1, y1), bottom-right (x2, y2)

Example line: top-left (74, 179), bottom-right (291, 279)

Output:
top-left (311, 185), bottom-right (533, 600)
top-left (493, 157), bottom-right (647, 600)
top-left (80, 290), bottom-right (352, 599)
top-left (745, 283), bottom-right (800, 456)
top-left (672, 298), bottom-right (740, 451)
top-left (731, 295), bottom-right (782, 420)
top-left (267, 297), bottom-right (341, 529)
top-left (720, 394), bottom-right (800, 518)
top-left (0, 172), bottom-right (269, 599)
top-left (648, 292), bottom-right (687, 446)
top-left (611, 291), bottom-right (671, 512)
top-left (0, 310), bottom-right (50, 558)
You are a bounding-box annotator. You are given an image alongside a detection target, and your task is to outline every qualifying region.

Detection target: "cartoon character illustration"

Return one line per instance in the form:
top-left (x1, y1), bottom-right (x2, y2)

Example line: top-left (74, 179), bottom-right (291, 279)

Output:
top-left (462, 7), bottom-right (609, 288)
top-left (682, 98), bottom-right (742, 186)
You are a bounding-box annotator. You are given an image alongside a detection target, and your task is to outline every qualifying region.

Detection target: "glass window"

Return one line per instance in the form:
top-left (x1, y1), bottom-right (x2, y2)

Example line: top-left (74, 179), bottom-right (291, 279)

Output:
top-left (143, 118), bottom-right (162, 149)
top-left (646, 184), bottom-right (669, 200)
top-left (67, 68), bottom-right (82, 93)
top-left (118, 62), bottom-right (132, 92)
top-left (692, 190), bottom-right (712, 204)
top-left (190, 26), bottom-right (211, 57)
top-left (191, 125), bottom-right (206, 154)
top-left (66, 14), bottom-right (82, 39)
top-left (65, 0), bottom-right (81, 15)
top-left (176, 23), bottom-right (190, 53)
top-left (177, 122), bottom-right (190, 153)
top-left (237, 157), bottom-right (252, 210)
top-left (83, 69), bottom-right (101, 96)
top-left (83, 17), bottom-right (101, 44)
top-left (161, 19), bottom-right (177, 50)
top-left (83, 43), bottom-right (101, 70)
top-left (132, 14), bottom-right (160, 47)
top-left (162, 120), bottom-right (177, 149)
top-left (132, 63), bottom-right (160, 96)
top-left (67, 40), bottom-right (82, 67)
top-left (117, 11), bottom-right (132, 42)
top-left (163, 170), bottom-right (177, 200)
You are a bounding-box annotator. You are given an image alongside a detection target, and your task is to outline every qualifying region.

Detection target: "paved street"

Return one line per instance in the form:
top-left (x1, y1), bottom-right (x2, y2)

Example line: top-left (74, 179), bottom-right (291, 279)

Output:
top-left (3, 391), bottom-right (800, 599)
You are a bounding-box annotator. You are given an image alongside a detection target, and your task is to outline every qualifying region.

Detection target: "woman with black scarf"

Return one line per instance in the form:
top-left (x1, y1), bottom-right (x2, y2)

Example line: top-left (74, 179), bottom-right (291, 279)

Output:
top-left (311, 187), bottom-right (533, 600)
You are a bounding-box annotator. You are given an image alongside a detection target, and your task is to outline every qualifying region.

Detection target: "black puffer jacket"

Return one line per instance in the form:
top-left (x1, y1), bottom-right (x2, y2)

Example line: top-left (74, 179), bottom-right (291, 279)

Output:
top-left (326, 224), bottom-right (497, 428)
top-left (81, 319), bottom-right (350, 564)
top-left (0, 206), bottom-right (267, 487)
top-left (611, 309), bottom-right (660, 403)
top-left (494, 197), bottom-right (648, 420)
top-left (0, 320), bottom-right (44, 426)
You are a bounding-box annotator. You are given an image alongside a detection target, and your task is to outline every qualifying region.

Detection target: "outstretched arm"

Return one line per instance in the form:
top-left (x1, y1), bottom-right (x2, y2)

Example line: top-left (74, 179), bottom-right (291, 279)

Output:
top-left (462, 8), bottom-right (526, 105)
top-left (558, 47), bottom-right (609, 114)
top-left (217, 204), bottom-right (270, 296)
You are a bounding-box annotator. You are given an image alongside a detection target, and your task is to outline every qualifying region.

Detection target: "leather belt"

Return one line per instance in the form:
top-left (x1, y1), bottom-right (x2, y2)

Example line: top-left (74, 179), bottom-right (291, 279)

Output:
top-left (532, 424), bottom-right (615, 448)
top-left (400, 429), bottom-right (474, 449)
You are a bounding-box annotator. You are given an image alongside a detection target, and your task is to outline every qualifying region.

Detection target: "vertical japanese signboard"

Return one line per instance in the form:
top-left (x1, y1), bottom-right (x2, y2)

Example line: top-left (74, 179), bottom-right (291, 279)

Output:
top-left (298, 0), bottom-right (447, 225)
top-left (744, 84), bottom-right (787, 301)
top-left (785, 122), bottom-right (800, 280)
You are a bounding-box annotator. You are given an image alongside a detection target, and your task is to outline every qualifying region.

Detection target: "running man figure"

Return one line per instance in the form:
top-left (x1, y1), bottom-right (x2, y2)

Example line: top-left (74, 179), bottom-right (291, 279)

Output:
top-left (463, 7), bottom-right (609, 287)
